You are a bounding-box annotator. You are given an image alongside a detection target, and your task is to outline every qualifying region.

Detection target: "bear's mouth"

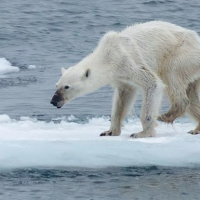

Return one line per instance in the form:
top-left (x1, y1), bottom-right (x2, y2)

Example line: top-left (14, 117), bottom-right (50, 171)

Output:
top-left (50, 99), bottom-right (65, 109)
top-left (56, 101), bottom-right (65, 109)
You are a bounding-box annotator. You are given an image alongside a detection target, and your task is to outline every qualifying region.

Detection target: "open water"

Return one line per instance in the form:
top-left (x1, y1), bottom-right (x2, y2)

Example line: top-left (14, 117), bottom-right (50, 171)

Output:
top-left (0, 0), bottom-right (200, 199)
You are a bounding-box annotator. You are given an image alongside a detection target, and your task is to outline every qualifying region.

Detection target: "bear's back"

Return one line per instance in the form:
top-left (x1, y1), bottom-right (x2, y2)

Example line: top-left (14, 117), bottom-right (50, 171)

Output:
top-left (118, 21), bottom-right (200, 69)
top-left (121, 21), bottom-right (187, 37)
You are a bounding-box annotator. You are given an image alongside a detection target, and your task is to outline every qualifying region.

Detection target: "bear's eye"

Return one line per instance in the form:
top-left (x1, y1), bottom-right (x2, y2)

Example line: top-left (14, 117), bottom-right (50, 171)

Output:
top-left (85, 69), bottom-right (90, 78)
top-left (65, 86), bottom-right (69, 89)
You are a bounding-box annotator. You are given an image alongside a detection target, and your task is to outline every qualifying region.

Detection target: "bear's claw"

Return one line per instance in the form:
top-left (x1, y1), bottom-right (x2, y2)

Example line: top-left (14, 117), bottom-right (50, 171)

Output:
top-left (188, 130), bottom-right (200, 135)
top-left (130, 131), bottom-right (155, 138)
top-left (130, 133), bottom-right (137, 138)
top-left (100, 131), bottom-right (112, 136)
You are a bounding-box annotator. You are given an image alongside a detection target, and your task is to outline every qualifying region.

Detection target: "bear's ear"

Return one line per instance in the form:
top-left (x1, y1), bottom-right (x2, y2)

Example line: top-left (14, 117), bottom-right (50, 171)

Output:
top-left (61, 67), bottom-right (66, 75)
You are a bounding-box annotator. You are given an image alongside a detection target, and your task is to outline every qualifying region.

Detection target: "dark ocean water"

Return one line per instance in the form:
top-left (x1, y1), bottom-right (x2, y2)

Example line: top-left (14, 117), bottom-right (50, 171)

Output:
top-left (0, 167), bottom-right (200, 200)
top-left (1, 0), bottom-right (200, 199)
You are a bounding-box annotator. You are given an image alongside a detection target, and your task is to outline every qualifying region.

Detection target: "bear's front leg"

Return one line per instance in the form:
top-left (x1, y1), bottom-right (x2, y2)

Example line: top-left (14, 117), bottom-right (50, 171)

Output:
top-left (100, 85), bottom-right (137, 136)
top-left (130, 115), bottom-right (157, 138)
top-left (130, 69), bottom-right (164, 138)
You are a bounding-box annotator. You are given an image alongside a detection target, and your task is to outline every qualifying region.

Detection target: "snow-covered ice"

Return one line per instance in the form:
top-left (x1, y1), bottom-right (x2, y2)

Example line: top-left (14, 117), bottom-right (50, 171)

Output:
top-left (0, 114), bottom-right (199, 169)
top-left (0, 58), bottom-right (20, 74)
top-left (27, 65), bottom-right (36, 69)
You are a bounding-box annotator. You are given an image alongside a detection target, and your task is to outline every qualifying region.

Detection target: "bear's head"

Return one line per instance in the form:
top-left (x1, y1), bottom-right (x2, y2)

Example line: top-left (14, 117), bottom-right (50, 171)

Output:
top-left (50, 57), bottom-right (110, 108)
top-left (50, 65), bottom-right (93, 108)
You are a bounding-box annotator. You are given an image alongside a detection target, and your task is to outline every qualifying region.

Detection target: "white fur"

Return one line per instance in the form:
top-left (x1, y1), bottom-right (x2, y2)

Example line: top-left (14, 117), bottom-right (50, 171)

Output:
top-left (54, 21), bottom-right (200, 137)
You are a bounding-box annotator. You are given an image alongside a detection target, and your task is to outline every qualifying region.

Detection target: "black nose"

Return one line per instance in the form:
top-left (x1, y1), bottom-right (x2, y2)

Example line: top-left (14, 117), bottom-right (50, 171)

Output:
top-left (50, 100), bottom-right (57, 107)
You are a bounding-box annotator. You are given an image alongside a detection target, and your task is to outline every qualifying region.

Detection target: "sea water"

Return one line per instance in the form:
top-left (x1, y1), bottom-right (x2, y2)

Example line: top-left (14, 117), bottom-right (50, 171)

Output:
top-left (0, 0), bottom-right (200, 199)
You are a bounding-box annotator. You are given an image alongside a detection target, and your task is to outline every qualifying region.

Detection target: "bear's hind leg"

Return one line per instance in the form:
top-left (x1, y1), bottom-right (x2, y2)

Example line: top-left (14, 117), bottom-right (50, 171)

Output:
top-left (158, 79), bottom-right (190, 123)
top-left (100, 85), bottom-right (137, 136)
top-left (186, 80), bottom-right (200, 135)
top-left (157, 98), bottom-right (189, 123)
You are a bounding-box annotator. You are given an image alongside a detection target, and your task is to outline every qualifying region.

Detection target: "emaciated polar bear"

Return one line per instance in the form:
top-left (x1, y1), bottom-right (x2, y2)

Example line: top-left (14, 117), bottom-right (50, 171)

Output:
top-left (51, 21), bottom-right (200, 138)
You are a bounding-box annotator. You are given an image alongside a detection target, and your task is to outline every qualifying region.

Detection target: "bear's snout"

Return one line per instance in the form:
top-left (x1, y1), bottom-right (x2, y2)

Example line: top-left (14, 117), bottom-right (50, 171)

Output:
top-left (50, 91), bottom-right (64, 108)
top-left (50, 100), bottom-right (58, 107)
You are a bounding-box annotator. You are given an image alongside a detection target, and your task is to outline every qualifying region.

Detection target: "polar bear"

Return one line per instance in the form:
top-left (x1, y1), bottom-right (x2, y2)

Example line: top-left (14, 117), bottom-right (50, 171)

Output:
top-left (51, 21), bottom-right (200, 138)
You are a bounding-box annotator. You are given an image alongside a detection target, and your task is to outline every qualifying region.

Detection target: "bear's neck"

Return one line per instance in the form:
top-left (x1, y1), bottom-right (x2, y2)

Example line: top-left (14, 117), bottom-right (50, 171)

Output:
top-left (78, 52), bottom-right (114, 87)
